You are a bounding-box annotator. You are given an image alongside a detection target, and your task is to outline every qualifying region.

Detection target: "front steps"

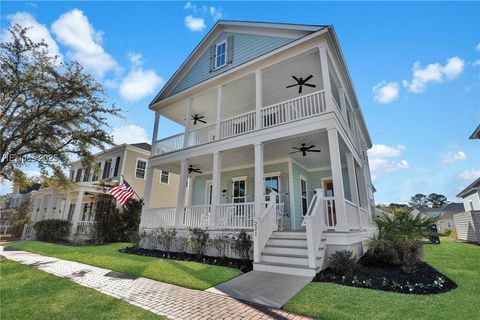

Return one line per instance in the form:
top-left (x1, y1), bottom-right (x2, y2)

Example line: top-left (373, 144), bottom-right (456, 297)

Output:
top-left (253, 230), bottom-right (326, 277)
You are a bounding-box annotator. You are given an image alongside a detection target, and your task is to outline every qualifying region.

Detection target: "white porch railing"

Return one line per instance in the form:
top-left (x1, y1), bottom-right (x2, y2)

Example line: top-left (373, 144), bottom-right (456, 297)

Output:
top-left (323, 197), bottom-right (336, 228)
top-left (155, 133), bottom-right (185, 155)
top-left (253, 192), bottom-right (278, 262)
top-left (345, 200), bottom-right (360, 230)
top-left (215, 202), bottom-right (255, 229)
top-left (261, 91), bottom-right (326, 128)
top-left (220, 110), bottom-right (256, 139)
top-left (21, 223), bottom-right (36, 240)
top-left (141, 207), bottom-right (176, 228)
top-left (183, 205), bottom-right (210, 228)
top-left (76, 221), bottom-right (96, 235)
top-left (303, 189), bottom-right (327, 269)
top-left (186, 124), bottom-right (216, 147)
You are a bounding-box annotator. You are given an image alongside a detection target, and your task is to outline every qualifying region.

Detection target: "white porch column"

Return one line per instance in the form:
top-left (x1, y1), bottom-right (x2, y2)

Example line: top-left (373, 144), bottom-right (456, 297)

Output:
top-left (151, 112), bottom-right (160, 155)
top-left (183, 98), bottom-right (193, 147)
top-left (62, 192), bottom-right (72, 220)
top-left (71, 189), bottom-right (85, 233)
top-left (215, 86), bottom-right (223, 139)
top-left (45, 193), bottom-right (55, 219)
top-left (175, 159), bottom-right (189, 228)
top-left (319, 44), bottom-right (334, 112)
top-left (327, 128), bottom-right (349, 231)
top-left (255, 70), bottom-right (262, 130)
top-left (254, 142), bottom-right (264, 217)
top-left (37, 195), bottom-right (45, 221)
top-left (209, 151), bottom-right (222, 229)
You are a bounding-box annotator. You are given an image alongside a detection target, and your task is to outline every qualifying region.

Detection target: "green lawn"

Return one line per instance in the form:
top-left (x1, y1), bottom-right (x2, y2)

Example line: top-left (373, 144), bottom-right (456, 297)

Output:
top-left (0, 259), bottom-right (163, 320)
top-left (7, 241), bottom-right (242, 290)
top-left (283, 238), bottom-right (480, 320)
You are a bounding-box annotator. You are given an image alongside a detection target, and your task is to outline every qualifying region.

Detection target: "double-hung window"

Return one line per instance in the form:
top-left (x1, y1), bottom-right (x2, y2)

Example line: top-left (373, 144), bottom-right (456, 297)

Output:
top-left (215, 40), bottom-right (227, 69)
top-left (160, 170), bottom-right (170, 184)
top-left (135, 158), bottom-right (147, 179)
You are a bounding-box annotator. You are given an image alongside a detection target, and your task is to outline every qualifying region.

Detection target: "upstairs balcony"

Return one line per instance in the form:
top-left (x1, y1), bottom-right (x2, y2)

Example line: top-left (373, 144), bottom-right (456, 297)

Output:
top-left (151, 45), bottom-right (366, 160)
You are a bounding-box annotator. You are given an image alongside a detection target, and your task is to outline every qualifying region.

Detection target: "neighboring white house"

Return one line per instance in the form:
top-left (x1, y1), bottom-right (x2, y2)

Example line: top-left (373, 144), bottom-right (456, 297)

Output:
top-left (454, 177), bottom-right (480, 243)
top-left (140, 20), bottom-right (376, 277)
top-left (0, 183), bottom-right (41, 234)
top-left (22, 143), bottom-right (187, 240)
top-left (412, 203), bottom-right (464, 233)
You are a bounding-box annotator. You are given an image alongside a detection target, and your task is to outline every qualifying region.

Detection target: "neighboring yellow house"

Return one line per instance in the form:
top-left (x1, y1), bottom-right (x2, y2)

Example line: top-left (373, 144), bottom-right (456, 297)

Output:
top-left (22, 143), bottom-right (187, 239)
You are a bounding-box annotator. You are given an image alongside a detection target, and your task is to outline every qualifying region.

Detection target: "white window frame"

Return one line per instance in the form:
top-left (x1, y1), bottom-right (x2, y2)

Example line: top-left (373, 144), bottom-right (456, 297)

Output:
top-left (159, 170), bottom-right (170, 185)
top-left (135, 158), bottom-right (147, 180)
top-left (214, 39), bottom-right (228, 69)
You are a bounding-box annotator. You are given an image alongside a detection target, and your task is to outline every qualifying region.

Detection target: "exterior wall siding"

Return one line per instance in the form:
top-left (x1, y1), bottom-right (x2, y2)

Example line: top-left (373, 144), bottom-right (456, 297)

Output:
top-left (461, 190), bottom-right (480, 211)
top-left (170, 32), bottom-right (294, 96)
top-left (453, 211), bottom-right (480, 242)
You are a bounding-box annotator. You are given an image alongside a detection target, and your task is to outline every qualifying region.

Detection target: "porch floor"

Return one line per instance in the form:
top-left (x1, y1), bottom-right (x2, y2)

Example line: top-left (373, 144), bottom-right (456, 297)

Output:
top-left (205, 270), bottom-right (312, 308)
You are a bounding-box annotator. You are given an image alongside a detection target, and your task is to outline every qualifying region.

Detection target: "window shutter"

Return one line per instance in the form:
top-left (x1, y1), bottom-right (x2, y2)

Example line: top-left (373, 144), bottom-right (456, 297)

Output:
top-left (209, 45), bottom-right (216, 72)
top-left (227, 35), bottom-right (234, 64)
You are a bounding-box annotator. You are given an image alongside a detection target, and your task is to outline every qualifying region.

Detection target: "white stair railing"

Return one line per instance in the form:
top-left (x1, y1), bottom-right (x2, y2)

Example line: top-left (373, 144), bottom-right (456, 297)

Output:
top-left (253, 192), bottom-right (277, 262)
top-left (304, 189), bottom-right (327, 269)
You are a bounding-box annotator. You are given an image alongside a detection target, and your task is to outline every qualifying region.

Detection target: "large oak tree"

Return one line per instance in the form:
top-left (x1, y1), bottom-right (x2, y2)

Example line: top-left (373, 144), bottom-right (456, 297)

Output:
top-left (0, 25), bottom-right (121, 188)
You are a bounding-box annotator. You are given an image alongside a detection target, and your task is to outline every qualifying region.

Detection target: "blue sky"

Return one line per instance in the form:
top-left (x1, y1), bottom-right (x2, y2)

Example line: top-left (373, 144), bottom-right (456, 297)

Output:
top-left (1, 1), bottom-right (479, 203)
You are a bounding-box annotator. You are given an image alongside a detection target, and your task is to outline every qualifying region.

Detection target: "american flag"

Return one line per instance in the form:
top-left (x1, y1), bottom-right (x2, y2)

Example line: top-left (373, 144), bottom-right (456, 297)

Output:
top-left (108, 180), bottom-right (134, 206)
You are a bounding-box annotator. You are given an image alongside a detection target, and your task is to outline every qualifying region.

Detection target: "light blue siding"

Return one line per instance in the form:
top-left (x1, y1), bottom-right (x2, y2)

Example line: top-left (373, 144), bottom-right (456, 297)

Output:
top-left (170, 32), bottom-right (294, 96)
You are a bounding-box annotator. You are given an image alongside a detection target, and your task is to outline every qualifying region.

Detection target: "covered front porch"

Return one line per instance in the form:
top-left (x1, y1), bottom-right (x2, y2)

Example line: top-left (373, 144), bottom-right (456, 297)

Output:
top-left (142, 129), bottom-right (371, 234)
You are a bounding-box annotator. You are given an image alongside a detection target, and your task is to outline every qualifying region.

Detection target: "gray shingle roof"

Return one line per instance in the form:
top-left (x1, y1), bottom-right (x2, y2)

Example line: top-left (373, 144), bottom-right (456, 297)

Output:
top-left (129, 143), bottom-right (151, 152)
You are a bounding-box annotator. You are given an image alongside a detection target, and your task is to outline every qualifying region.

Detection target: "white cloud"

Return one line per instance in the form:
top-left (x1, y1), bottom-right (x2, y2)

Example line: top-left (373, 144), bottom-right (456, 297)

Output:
top-left (111, 125), bottom-right (149, 145)
top-left (372, 81), bottom-right (400, 104)
top-left (368, 144), bottom-right (409, 182)
top-left (119, 52), bottom-right (163, 102)
top-left (51, 9), bottom-right (118, 78)
top-left (2, 12), bottom-right (62, 59)
top-left (458, 168), bottom-right (480, 181)
top-left (209, 7), bottom-right (223, 21)
top-left (442, 151), bottom-right (466, 164)
top-left (402, 56), bottom-right (465, 93)
top-left (184, 15), bottom-right (206, 32)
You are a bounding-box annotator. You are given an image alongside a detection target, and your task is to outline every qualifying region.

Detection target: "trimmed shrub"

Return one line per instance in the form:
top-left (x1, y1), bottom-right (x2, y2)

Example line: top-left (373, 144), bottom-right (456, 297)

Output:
top-left (231, 230), bottom-right (252, 261)
top-left (34, 219), bottom-right (71, 242)
top-left (213, 234), bottom-right (230, 257)
top-left (175, 236), bottom-right (189, 253)
top-left (187, 228), bottom-right (209, 256)
top-left (158, 227), bottom-right (177, 253)
top-left (329, 250), bottom-right (358, 276)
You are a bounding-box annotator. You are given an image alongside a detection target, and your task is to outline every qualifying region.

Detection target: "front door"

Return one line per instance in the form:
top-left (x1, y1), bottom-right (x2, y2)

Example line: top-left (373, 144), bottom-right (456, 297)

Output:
top-left (323, 179), bottom-right (336, 226)
top-left (232, 179), bottom-right (246, 203)
top-left (265, 176), bottom-right (280, 202)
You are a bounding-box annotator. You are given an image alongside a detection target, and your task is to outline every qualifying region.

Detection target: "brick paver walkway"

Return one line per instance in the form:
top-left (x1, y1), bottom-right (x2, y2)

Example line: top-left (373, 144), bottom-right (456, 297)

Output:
top-left (0, 246), bottom-right (313, 320)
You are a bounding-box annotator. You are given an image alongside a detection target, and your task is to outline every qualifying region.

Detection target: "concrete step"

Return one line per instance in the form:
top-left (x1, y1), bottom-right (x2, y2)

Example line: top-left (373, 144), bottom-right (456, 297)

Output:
top-left (262, 245), bottom-right (308, 256)
top-left (253, 262), bottom-right (317, 277)
top-left (267, 238), bottom-right (307, 247)
top-left (261, 253), bottom-right (309, 266)
top-left (271, 231), bottom-right (307, 239)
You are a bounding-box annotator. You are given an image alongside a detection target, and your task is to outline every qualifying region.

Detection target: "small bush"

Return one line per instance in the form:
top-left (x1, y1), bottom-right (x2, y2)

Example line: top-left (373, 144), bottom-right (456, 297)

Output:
top-left (329, 250), bottom-right (358, 276)
top-left (34, 219), bottom-right (71, 242)
top-left (158, 227), bottom-right (177, 253)
top-left (231, 230), bottom-right (252, 261)
top-left (175, 236), bottom-right (189, 253)
top-left (450, 228), bottom-right (458, 240)
top-left (213, 234), bottom-right (230, 257)
top-left (187, 228), bottom-right (209, 256)
top-left (442, 228), bottom-right (453, 236)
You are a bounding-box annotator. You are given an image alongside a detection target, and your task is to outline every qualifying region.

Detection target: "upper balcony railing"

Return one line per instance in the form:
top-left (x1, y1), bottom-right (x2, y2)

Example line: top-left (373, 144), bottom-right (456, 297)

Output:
top-left (154, 90), bottom-right (328, 156)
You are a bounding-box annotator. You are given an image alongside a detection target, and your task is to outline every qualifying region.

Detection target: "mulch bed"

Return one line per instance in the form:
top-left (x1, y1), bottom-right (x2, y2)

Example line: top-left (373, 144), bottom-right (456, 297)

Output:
top-left (120, 247), bottom-right (253, 272)
top-left (313, 259), bottom-right (456, 294)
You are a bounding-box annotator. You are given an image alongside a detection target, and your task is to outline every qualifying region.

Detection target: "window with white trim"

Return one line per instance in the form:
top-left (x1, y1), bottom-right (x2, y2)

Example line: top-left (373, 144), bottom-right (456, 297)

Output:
top-left (135, 159), bottom-right (147, 179)
top-left (160, 170), bottom-right (170, 184)
top-left (215, 40), bottom-right (227, 69)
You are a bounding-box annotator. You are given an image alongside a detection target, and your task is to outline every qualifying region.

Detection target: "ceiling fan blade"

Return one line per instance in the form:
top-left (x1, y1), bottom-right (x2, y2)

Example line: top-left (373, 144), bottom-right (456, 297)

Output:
top-left (304, 75), bottom-right (313, 82)
top-left (298, 86), bottom-right (303, 94)
top-left (302, 151), bottom-right (307, 157)
top-left (304, 83), bottom-right (316, 88)
top-left (306, 145), bottom-right (316, 150)
top-left (193, 120), bottom-right (198, 125)
top-left (286, 84), bottom-right (299, 88)
top-left (198, 119), bottom-right (207, 124)
top-left (307, 149), bottom-right (322, 153)
top-left (292, 75), bottom-right (300, 82)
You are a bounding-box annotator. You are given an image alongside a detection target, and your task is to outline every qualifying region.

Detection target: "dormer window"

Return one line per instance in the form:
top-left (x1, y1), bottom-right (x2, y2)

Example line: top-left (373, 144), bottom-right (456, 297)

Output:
top-left (215, 40), bottom-right (227, 69)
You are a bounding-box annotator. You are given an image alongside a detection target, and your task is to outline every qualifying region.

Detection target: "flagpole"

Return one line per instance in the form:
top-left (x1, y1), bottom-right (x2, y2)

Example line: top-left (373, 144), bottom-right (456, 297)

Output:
top-left (121, 175), bottom-right (143, 203)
